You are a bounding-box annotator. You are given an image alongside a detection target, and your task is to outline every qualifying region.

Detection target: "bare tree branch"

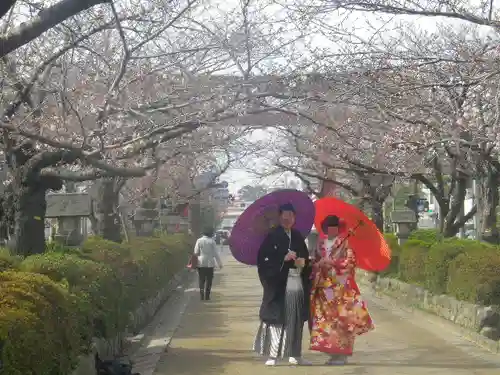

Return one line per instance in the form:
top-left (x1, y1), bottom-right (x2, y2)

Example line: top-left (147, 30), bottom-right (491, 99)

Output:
top-left (0, 0), bottom-right (109, 58)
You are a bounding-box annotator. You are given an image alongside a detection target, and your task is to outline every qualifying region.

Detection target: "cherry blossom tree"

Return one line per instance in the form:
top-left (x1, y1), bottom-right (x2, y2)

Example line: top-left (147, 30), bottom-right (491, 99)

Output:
top-left (264, 0), bottom-right (500, 238)
top-left (0, 0), bottom-right (213, 252)
top-left (266, 107), bottom-right (395, 231)
top-left (339, 25), bottom-right (500, 238)
top-left (0, 0), bottom-right (316, 252)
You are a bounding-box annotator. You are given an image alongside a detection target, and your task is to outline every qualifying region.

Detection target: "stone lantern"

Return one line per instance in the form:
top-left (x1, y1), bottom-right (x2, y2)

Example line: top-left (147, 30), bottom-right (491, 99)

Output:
top-left (391, 210), bottom-right (417, 245)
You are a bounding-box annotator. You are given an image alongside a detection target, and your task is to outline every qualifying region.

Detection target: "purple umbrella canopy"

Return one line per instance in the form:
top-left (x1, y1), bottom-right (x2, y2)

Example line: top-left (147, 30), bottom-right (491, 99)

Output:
top-left (228, 189), bottom-right (315, 265)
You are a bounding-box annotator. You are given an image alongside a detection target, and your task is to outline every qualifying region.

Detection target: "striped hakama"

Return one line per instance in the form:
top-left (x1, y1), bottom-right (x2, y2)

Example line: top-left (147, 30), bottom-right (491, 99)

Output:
top-left (253, 269), bottom-right (304, 358)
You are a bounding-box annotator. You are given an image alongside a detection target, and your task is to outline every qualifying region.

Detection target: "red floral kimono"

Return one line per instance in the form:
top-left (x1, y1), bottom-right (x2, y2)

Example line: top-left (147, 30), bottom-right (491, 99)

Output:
top-left (310, 235), bottom-right (374, 355)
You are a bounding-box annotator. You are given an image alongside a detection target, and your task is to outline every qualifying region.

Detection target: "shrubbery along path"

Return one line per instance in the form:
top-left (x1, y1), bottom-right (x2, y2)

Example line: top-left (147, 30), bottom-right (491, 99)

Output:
top-left (383, 229), bottom-right (500, 306)
top-left (0, 234), bottom-right (193, 375)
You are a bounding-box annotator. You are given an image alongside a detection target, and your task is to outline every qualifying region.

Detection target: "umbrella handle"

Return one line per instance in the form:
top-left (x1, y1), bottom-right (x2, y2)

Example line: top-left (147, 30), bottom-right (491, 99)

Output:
top-left (337, 220), bottom-right (363, 247)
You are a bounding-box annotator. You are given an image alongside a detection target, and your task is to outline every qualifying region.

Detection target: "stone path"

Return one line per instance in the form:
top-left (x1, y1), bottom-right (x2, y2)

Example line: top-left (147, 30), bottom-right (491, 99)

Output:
top-left (135, 248), bottom-right (500, 375)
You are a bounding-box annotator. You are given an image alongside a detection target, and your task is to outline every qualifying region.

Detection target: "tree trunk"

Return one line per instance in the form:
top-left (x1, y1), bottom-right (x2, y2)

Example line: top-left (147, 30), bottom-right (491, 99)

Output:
top-left (3, 144), bottom-right (81, 254)
top-left (94, 178), bottom-right (122, 242)
top-left (416, 162), bottom-right (475, 238)
top-left (0, 184), bottom-right (14, 244)
top-left (442, 175), bottom-right (474, 237)
top-left (434, 197), bottom-right (447, 233)
top-left (481, 171), bottom-right (499, 243)
top-left (9, 175), bottom-right (63, 255)
top-left (189, 202), bottom-right (202, 237)
top-left (370, 199), bottom-right (384, 232)
top-left (11, 185), bottom-right (46, 256)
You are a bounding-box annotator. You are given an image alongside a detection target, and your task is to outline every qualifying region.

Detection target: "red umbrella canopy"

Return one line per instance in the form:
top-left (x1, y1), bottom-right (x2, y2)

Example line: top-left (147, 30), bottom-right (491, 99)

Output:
top-left (314, 197), bottom-right (391, 272)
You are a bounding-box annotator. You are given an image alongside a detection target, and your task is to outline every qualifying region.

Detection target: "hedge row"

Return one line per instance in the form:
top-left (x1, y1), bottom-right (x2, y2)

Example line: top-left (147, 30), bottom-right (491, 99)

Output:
top-left (0, 233), bottom-right (193, 375)
top-left (383, 229), bottom-right (500, 306)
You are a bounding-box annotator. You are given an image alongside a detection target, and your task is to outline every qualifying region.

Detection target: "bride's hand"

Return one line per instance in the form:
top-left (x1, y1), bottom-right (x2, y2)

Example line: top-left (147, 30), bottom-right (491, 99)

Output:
top-left (318, 257), bottom-right (333, 267)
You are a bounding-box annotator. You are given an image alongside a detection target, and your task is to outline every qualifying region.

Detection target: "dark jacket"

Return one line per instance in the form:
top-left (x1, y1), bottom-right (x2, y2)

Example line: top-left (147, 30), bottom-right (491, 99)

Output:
top-left (257, 226), bottom-right (311, 325)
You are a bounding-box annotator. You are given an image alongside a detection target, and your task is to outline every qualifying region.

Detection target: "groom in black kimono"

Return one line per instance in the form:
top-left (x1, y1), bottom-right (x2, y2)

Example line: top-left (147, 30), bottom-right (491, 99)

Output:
top-left (253, 203), bottom-right (312, 366)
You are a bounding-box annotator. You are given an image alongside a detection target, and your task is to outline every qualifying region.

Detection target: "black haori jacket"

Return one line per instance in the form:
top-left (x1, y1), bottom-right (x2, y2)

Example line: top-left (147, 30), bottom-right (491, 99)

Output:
top-left (257, 226), bottom-right (312, 325)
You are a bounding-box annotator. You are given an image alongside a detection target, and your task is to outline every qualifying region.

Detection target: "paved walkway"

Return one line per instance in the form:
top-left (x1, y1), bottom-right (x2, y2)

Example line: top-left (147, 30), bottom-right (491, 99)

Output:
top-left (149, 250), bottom-right (500, 375)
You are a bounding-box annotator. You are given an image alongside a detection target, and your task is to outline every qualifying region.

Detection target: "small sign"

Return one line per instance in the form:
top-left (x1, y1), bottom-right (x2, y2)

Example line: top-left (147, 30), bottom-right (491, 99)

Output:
top-left (391, 210), bottom-right (417, 223)
top-left (46, 193), bottom-right (91, 218)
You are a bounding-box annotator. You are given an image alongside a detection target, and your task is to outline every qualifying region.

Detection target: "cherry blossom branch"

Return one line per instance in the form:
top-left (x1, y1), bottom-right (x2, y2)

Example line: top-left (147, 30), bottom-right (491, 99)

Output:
top-left (325, 1), bottom-right (500, 28)
top-left (0, 0), bottom-right (109, 58)
top-left (1, 13), bottom-right (142, 122)
top-left (275, 161), bottom-right (360, 196)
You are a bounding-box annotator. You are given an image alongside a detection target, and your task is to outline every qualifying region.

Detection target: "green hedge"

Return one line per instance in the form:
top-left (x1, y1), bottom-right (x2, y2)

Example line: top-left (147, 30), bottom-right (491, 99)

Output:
top-left (447, 250), bottom-right (500, 305)
top-left (0, 248), bottom-right (21, 272)
top-left (0, 233), bottom-right (192, 375)
top-left (0, 271), bottom-right (83, 375)
top-left (408, 228), bottom-right (443, 243)
top-left (398, 239), bottom-right (432, 284)
top-left (20, 251), bottom-right (122, 338)
top-left (424, 238), bottom-right (496, 294)
top-left (385, 229), bottom-right (500, 306)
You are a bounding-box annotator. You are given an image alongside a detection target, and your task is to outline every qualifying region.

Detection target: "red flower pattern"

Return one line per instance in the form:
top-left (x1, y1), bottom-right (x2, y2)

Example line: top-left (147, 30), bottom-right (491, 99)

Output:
top-left (310, 236), bottom-right (374, 355)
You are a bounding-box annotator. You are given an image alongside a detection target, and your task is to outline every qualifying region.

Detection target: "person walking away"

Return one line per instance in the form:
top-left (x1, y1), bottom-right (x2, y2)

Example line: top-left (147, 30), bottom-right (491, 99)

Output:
top-left (310, 215), bottom-right (374, 365)
top-left (194, 228), bottom-right (223, 301)
top-left (253, 203), bottom-right (312, 366)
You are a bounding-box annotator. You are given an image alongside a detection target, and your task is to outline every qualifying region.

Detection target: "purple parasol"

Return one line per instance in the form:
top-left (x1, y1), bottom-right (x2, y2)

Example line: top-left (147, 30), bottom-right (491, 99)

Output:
top-left (228, 189), bottom-right (315, 265)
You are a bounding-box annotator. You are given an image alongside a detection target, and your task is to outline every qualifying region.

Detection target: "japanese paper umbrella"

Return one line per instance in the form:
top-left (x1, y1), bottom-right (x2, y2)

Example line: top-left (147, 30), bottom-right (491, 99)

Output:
top-left (314, 197), bottom-right (391, 272)
top-left (229, 189), bottom-right (315, 265)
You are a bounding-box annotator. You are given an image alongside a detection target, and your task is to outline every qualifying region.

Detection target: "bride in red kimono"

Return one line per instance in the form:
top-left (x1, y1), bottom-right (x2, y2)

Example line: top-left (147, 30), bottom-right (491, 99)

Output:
top-left (310, 215), bottom-right (374, 365)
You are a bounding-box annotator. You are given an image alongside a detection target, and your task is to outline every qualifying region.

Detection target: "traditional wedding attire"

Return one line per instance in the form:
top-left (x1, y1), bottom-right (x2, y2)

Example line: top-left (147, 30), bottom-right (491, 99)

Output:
top-left (310, 235), bottom-right (374, 357)
top-left (253, 226), bottom-right (311, 359)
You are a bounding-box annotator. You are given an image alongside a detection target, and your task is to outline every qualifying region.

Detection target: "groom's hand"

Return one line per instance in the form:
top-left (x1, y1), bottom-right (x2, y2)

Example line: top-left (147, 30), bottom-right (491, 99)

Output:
top-left (295, 257), bottom-right (305, 267)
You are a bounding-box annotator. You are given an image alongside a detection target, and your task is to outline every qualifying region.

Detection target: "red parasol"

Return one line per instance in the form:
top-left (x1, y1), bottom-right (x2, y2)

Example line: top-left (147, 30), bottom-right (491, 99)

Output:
top-left (314, 197), bottom-right (391, 272)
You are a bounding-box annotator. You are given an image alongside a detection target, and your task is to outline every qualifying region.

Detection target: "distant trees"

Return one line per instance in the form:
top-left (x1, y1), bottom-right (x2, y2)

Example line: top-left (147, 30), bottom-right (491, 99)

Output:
top-left (237, 184), bottom-right (269, 201)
